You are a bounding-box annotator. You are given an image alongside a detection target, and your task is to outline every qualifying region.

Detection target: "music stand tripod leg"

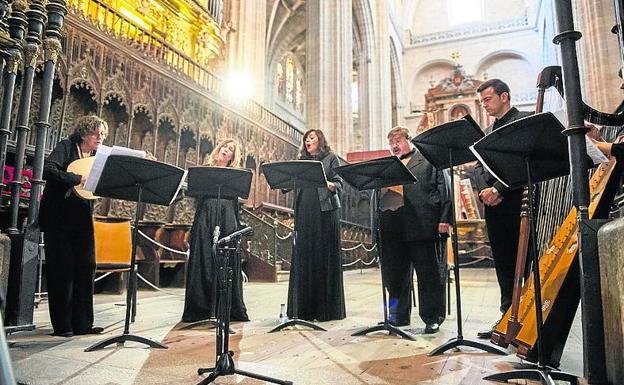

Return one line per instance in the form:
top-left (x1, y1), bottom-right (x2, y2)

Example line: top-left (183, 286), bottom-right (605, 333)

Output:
top-left (85, 184), bottom-right (168, 352)
top-left (484, 365), bottom-right (579, 385)
top-left (429, 150), bottom-right (507, 356)
top-left (269, 318), bottom-right (326, 332)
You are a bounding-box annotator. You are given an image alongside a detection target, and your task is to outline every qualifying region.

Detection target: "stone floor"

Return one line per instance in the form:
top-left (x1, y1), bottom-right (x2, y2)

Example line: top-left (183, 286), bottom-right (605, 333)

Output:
top-left (6, 268), bottom-right (586, 385)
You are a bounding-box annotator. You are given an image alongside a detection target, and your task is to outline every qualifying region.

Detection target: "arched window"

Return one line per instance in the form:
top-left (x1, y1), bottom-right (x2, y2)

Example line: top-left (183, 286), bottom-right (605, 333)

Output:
top-left (276, 62), bottom-right (285, 96)
top-left (295, 74), bottom-right (303, 112)
top-left (275, 53), bottom-right (305, 114)
top-left (285, 57), bottom-right (295, 104)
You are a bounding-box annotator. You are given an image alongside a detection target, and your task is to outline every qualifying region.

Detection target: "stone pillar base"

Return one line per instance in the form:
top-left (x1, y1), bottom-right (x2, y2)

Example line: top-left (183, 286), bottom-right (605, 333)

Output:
top-left (597, 217), bottom-right (624, 384)
top-left (0, 233), bottom-right (10, 311)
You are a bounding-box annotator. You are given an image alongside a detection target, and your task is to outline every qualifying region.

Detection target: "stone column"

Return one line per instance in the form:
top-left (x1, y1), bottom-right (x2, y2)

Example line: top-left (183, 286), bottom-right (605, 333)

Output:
top-left (370, 0), bottom-right (392, 150)
top-left (575, 0), bottom-right (622, 112)
top-left (306, 0), bottom-right (353, 156)
top-left (224, 0), bottom-right (266, 102)
top-left (352, 0), bottom-right (393, 152)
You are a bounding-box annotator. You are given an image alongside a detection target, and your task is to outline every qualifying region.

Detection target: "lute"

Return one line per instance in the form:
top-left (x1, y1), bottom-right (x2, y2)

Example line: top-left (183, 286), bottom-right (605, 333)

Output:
top-left (66, 156), bottom-right (98, 200)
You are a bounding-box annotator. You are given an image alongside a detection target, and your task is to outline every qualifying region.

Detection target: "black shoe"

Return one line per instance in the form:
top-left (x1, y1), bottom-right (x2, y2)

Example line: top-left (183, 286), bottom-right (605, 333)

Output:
top-left (477, 329), bottom-right (493, 339)
top-left (51, 331), bottom-right (73, 338)
top-left (74, 326), bottom-right (104, 335)
top-left (424, 323), bottom-right (440, 334)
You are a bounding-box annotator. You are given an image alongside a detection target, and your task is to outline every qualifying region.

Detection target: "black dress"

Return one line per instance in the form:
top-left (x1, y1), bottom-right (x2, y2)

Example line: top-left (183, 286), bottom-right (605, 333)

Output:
top-left (182, 196), bottom-right (249, 322)
top-left (287, 153), bottom-right (346, 321)
top-left (39, 138), bottom-right (97, 335)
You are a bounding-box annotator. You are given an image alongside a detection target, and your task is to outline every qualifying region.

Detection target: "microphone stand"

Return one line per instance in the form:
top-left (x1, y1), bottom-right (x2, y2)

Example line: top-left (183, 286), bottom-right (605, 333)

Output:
top-left (196, 228), bottom-right (291, 385)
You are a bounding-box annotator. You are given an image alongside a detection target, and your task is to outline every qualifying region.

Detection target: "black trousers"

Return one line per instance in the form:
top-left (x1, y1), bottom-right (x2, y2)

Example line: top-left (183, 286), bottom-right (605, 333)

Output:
top-left (381, 235), bottom-right (446, 325)
top-left (43, 220), bottom-right (96, 334)
top-left (484, 208), bottom-right (521, 314)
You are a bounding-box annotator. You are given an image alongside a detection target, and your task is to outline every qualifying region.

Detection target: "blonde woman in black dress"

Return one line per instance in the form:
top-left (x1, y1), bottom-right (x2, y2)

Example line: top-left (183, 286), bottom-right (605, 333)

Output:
top-left (182, 138), bottom-right (249, 322)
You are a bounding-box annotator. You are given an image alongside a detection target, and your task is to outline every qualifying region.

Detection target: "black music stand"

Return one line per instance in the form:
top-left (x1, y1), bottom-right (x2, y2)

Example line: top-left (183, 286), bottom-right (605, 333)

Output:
top-left (181, 166), bottom-right (253, 332)
top-left (412, 115), bottom-right (507, 356)
top-left (85, 155), bottom-right (186, 352)
top-left (261, 160), bottom-right (328, 332)
top-left (334, 156), bottom-right (417, 341)
top-left (472, 113), bottom-right (578, 384)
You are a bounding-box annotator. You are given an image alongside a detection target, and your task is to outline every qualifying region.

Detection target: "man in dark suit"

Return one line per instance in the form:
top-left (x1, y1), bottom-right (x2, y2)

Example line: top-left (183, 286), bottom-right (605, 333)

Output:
top-left (473, 79), bottom-right (533, 338)
top-left (379, 126), bottom-right (452, 333)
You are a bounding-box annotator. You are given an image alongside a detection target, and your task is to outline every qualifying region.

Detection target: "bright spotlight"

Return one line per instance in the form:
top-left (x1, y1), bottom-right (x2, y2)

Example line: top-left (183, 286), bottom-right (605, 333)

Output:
top-left (224, 72), bottom-right (253, 101)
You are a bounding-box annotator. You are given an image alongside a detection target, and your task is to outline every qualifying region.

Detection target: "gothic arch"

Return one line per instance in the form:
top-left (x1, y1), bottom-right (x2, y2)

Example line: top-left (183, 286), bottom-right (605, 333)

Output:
top-left (133, 83), bottom-right (157, 123)
top-left (157, 99), bottom-right (180, 131)
top-left (101, 70), bottom-right (131, 111)
top-left (353, 0), bottom-right (376, 56)
top-left (266, 0), bottom-right (305, 66)
top-left (67, 58), bottom-right (100, 98)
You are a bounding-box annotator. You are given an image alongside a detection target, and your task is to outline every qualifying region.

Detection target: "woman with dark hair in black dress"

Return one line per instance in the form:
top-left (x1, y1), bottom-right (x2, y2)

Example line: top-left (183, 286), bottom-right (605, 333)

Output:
top-left (182, 138), bottom-right (249, 322)
top-left (287, 129), bottom-right (346, 322)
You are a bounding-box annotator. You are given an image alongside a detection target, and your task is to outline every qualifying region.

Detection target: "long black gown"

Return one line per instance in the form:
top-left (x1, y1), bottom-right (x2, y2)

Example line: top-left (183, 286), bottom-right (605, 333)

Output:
top-left (39, 138), bottom-right (97, 335)
top-left (286, 153), bottom-right (346, 321)
top-left (182, 196), bottom-right (249, 322)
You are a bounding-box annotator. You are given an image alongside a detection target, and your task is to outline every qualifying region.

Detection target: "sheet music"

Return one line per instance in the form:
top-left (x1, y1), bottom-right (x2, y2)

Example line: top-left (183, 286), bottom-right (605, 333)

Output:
top-left (84, 145), bottom-right (146, 192)
top-left (585, 136), bottom-right (609, 165)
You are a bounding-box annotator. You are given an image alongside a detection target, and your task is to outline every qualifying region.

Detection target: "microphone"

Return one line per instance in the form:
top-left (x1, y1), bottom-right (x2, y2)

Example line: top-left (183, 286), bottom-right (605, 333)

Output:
top-left (217, 226), bottom-right (253, 246)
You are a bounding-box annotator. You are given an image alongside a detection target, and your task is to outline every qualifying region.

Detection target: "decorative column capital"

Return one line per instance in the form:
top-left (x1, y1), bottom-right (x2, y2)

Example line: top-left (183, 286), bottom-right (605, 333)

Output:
top-left (23, 40), bottom-right (39, 67)
top-left (42, 36), bottom-right (61, 63)
top-left (6, 49), bottom-right (22, 72)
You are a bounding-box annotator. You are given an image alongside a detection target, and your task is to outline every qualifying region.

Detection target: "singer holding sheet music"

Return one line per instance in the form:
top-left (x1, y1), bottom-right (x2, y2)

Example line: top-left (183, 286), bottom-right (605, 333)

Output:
top-left (39, 115), bottom-right (108, 337)
top-left (182, 138), bottom-right (249, 322)
top-left (287, 129), bottom-right (346, 322)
